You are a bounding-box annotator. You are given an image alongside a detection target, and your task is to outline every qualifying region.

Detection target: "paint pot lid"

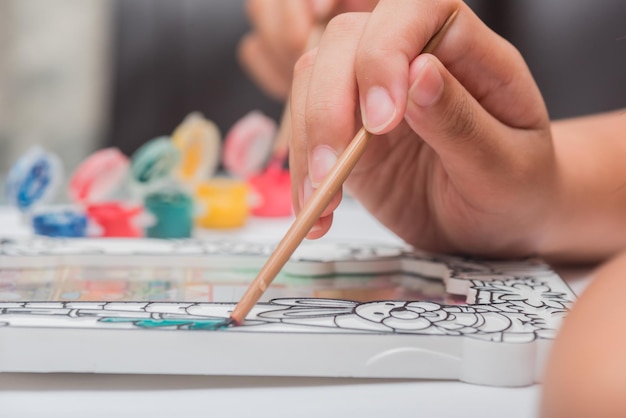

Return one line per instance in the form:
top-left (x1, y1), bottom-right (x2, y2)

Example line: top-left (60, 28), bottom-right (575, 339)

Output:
top-left (172, 112), bottom-right (221, 183)
top-left (69, 147), bottom-right (130, 204)
top-left (223, 110), bottom-right (276, 178)
top-left (130, 136), bottom-right (181, 192)
top-left (5, 146), bottom-right (63, 212)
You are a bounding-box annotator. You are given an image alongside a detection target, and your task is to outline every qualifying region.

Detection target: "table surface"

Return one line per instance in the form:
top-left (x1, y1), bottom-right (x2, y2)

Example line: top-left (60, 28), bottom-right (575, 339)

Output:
top-left (0, 199), bottom-right (592, 418)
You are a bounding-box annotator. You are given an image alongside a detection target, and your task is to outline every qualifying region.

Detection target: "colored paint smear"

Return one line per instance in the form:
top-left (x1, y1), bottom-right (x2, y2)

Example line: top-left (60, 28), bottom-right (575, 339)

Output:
top-left (101, 317), bottom-right (233, 330)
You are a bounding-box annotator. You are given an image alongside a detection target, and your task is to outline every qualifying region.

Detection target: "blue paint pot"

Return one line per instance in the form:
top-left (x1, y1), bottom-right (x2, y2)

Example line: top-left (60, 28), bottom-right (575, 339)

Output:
top-left (32, 208), bottom-right (88, 238)
top-left (6, 146), bottom-right (90, 237)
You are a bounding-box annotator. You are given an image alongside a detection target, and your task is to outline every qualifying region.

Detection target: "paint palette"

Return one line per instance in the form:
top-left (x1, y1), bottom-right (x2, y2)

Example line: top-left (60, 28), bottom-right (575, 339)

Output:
top-left (0, 237), bottom-right (575, 386)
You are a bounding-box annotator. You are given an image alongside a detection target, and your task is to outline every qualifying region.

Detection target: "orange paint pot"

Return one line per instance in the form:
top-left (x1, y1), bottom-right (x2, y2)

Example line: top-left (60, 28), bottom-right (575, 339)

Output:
top-left (195, 178), bottom-right (249, 229)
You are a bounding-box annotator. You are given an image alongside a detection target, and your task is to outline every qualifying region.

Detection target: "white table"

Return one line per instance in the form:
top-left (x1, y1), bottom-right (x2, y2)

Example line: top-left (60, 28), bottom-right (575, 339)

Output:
top-left (0, 199), bottom-right (591, 418)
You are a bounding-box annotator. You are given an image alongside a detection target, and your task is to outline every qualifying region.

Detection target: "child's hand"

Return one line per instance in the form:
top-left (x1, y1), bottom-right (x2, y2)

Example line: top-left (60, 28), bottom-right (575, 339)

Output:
top-left (238, 0), bottom-right (377, 101)
top-left (290, 0), bottom-right (558, 258)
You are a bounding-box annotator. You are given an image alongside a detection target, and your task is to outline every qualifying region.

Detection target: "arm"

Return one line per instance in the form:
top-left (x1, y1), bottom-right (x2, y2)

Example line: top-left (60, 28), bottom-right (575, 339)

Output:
top-left (541, 248), bottom-right (626, 417)
top-left (540, 111), bottom-right (626, 263)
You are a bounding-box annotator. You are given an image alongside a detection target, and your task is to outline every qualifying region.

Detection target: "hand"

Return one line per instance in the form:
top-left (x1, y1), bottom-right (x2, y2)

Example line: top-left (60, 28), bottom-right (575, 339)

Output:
top-left (290, 0), bottom-right (558, 258)
top-left (239, 0), bottom-right (377, 101)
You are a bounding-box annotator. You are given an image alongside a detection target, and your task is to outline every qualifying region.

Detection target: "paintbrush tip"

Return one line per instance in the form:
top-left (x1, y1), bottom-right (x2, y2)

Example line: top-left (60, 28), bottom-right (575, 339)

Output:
top-left (225, 317), bottom-right (240, 327)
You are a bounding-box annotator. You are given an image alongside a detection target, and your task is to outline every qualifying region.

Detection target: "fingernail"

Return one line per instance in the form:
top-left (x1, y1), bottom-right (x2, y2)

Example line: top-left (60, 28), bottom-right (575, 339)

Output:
top-left (363, 86), bottom-right (396, 134)
top-left (311, 0), bottom-right (333, 19)
top-left (303, 176), bottom-right (315, 205)
top-left (310, 145), bottom-right (338, 187)
top-left (409, 56), bottom-right (444, 107)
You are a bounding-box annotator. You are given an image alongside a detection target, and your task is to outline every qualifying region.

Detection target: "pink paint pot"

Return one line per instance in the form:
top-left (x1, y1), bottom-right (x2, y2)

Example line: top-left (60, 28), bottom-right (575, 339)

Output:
top-left (69, 147), bottom-right (145, 237)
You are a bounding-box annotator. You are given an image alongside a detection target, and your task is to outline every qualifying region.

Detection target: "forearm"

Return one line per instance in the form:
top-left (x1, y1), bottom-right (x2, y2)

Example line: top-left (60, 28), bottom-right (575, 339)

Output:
top-left (540, 110), bottom-right (626, 263)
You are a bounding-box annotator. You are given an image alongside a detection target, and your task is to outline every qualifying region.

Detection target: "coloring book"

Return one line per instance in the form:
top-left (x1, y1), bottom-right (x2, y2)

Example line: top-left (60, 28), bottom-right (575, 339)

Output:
top-left (0, 237), bottom-right (574, 386)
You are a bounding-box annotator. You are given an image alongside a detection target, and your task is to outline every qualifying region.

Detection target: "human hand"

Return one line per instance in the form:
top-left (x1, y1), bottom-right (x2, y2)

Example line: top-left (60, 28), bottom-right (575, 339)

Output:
top-left (238, 0), bottom-right (377, 101)
top-left (290, 0), bottom-right (558, 258)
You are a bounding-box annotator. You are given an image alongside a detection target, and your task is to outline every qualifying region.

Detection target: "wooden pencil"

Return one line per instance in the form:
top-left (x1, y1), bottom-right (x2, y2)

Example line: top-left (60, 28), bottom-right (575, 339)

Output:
top-left (229, 9), bottom-right (459, 325)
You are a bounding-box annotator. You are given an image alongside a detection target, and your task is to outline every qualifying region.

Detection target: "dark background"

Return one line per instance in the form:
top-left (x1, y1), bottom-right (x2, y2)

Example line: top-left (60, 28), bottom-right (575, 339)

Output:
top-left (105, 0), bottom-right (626, 155)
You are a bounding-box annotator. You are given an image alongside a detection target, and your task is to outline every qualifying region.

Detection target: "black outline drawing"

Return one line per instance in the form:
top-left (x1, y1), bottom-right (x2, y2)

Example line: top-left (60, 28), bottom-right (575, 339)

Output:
top-left (0, 238), bottom-right (575, 344)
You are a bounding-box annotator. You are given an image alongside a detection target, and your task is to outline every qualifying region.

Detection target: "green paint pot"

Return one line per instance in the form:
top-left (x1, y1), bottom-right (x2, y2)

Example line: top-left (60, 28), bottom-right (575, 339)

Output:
top-left (144, 189), bottom-right (193, 239)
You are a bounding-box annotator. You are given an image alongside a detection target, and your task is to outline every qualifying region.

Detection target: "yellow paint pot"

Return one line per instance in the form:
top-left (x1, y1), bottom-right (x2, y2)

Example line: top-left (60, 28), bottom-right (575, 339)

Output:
top-left (195, 179), bottom-right (249, 229)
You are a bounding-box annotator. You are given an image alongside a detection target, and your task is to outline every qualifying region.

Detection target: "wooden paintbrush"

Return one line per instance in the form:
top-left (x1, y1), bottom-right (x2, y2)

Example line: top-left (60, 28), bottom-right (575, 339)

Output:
top-left (229, 9), bottom-right (459, 326)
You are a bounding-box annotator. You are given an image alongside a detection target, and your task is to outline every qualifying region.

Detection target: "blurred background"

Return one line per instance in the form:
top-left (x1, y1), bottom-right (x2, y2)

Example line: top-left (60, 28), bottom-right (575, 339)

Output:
top-left (0, 0), bottom-right (625, 199)
top-left (0, 0), bottom-right (282, 181)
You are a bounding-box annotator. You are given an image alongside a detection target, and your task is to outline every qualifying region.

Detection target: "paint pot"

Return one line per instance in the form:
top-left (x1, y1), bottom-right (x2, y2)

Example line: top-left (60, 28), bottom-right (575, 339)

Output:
top-left (195, 178), bottom-right (249, 229)
top-left (144, 189), bottom-right (194, 238)
top-left (32, 207), bottom-right (88, 238)
top-left (69, 147), bottom-right (144, 237)
top-left (172, 112), bottom-right (221, 184)
top-left (86, 203), bottom-right (144, 238)
top-left (130, 137), bottom-right (194, 238)
top-left (247, 161), bottom-right (293, 217)
top-left (222, 110), bottom-right (276, 178)
top-left (5, 146), bottom-right (89, 237)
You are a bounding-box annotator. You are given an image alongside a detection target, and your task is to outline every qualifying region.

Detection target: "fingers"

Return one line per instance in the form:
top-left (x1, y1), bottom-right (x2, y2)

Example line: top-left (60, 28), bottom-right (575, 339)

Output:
top-left (246, 0), bottom-right (313, 71)
top-left (240, 0), bottom-right (316, 100)
top-left (354, 0), bottom-right (546, 135)
top-left (305, 14), bottom-right (367, 180)
top-left (289, 0), bottom-right (553, 241)
top-left (310, 0), bottom-right (339, 20)
top-left (311, 0), bottom-right (378, 20)
top-left (403, 52), bottom-right (552, 209)
top-left (240, 0), bottom-right (376, 101)
top-left (353, 0), bottom-right (461, 134)
top-left (404, 54), bottom-right (505, 183)
top-left (290, 48), bottom-right (339, 238)
top-left (237, 34), bottom-right (291, 100)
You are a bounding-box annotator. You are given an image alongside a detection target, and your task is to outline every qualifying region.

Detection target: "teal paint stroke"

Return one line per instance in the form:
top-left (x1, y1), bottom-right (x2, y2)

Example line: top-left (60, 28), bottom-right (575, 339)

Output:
top-left (101, 317), bottom-right (232, 330)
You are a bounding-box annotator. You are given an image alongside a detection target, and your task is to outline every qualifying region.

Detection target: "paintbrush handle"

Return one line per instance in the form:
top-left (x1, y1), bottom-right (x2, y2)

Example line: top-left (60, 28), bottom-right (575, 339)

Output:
top-left (231, 128), bottom-right (372, 324)
top-left (230, 9), bottom-right (458, 325)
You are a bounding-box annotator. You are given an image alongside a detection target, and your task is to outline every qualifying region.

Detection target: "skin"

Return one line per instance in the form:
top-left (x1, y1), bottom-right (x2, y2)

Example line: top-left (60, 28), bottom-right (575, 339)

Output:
top-left (240, 1), bottom-right (626, 416)
top-left (245, 0), bottom-right (626, 264)
top-left (239, 0), bottom-right (377, 101)
top-left (540, 250), bottom-right (626, 418)
top-left (290, 0), bottom-right (557, 259)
